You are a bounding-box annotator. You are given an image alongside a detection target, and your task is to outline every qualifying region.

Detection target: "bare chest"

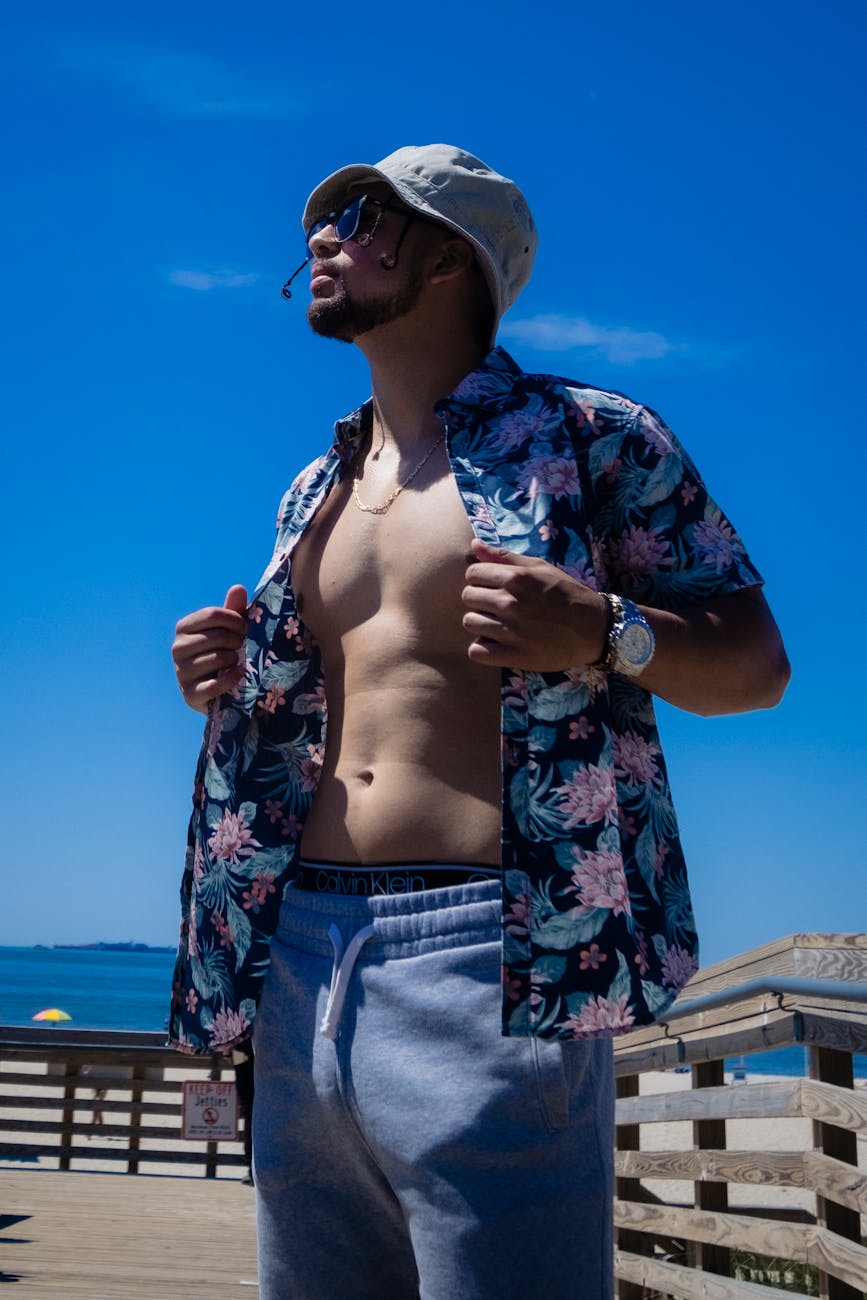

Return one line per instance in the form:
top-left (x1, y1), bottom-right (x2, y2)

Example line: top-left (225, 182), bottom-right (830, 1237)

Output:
top-left (290, 450), bottom-right (475, 654)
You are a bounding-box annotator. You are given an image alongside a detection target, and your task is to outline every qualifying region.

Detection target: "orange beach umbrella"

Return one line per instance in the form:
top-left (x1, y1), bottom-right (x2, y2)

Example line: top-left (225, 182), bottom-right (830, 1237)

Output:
top-left (32, 1008), bottom-right (72, 1023)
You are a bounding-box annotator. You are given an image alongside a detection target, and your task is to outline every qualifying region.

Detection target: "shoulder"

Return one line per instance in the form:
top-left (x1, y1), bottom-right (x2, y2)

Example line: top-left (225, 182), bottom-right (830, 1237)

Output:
top-left (506, 364), bottom-right (643, 431)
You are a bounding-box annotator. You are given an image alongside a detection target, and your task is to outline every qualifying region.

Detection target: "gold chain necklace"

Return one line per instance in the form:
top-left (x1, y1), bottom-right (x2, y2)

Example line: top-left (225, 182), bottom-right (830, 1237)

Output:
top-left (352, 429), bottom-right (446, 515)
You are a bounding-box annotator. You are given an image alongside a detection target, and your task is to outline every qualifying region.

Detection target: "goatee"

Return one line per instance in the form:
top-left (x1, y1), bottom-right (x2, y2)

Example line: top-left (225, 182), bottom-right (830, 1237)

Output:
top-left (307, 259), bottom-right (425, 343)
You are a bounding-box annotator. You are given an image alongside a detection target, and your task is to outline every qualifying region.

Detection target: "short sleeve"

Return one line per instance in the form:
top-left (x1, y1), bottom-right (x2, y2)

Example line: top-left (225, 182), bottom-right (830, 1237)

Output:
top-left (588, 403), bottom-right (763, 610)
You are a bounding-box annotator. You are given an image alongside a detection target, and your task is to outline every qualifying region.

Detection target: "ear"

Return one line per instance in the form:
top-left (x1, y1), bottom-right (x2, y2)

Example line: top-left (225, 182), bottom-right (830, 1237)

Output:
top-left (428, 236), bottom-right (476, 285)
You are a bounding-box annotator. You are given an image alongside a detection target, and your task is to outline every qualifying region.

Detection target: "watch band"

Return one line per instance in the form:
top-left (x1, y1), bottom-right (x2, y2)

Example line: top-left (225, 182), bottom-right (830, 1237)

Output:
top-left (595, 593), bottom-right (656, 677)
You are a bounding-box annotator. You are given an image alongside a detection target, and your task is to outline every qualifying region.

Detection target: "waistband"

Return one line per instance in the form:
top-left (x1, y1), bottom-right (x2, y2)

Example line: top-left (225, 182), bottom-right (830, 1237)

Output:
top-left (294, 859), bottom-right (501, 896)
top-left (276, 876), bottom-right (502, 961)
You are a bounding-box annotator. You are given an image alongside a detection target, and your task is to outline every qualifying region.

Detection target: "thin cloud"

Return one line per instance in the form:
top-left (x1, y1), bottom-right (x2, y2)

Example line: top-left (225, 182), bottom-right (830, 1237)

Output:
top-left (52, 37), bottom-right (295, 117)
top-left (500, 314), bottom-right (679, 365)
top-left (168, 270), bottom-right (259, 292)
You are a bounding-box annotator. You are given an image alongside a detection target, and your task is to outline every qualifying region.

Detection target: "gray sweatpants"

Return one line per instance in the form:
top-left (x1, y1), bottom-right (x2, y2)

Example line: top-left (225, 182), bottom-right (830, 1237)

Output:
top-left (253, 878), bottom-right (614, 1300)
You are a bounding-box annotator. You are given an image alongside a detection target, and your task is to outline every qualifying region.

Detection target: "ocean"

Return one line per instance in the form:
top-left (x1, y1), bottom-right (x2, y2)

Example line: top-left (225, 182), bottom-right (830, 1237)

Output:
top-left (0, 945), bottom-right (177, 1035)
top-left (1, 946), bottom-right (864, 1078)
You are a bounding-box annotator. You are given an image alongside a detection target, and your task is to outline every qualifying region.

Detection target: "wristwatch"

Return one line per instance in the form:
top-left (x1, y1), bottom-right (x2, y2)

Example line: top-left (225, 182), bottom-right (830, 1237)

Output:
top-left (598, 593), bottom-right (655, 677)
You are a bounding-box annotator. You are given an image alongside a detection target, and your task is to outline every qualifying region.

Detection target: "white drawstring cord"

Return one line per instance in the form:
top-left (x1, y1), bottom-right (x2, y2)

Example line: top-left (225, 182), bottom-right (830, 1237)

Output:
top-left (319, 922), bottom-right (376, 1040)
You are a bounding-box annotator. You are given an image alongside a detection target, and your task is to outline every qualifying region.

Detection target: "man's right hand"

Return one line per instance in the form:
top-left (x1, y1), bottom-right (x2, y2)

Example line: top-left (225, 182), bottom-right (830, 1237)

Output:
top-left (172, 584), bottom-right (248, 714)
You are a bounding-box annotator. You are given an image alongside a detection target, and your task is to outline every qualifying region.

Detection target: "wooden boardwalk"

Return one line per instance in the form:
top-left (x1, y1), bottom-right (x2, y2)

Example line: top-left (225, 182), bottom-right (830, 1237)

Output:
top-left (0, 1168), bottom-right (258, 1297)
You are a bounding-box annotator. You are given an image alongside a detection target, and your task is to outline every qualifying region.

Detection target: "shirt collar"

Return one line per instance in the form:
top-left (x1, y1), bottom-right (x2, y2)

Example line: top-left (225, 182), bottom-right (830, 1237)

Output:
top-left (332, 346), bottom-right (525, 455)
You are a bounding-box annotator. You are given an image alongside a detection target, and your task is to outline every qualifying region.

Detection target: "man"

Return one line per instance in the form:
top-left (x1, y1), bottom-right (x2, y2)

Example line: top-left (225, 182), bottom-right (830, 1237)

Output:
top-left (169, 144), bottom-right (789, 1299)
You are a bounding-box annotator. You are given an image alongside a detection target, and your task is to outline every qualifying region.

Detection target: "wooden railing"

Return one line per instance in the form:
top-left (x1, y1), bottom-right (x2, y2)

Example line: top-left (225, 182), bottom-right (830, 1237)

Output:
top-left (612, 933), bottom-right (867, 1300)
top-left (0, 1026), bottom-right (247, 1177)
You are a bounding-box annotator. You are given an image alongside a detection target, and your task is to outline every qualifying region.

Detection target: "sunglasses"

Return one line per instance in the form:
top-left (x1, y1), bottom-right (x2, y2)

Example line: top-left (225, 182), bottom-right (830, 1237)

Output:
top-left (305, 194), bottom-right (404, 247)
top-left (281, 195), bottom-right (411, 299)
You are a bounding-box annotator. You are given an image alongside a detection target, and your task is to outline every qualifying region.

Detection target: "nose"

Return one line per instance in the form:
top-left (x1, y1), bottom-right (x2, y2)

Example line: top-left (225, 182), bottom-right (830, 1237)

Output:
top-left (308, 224), bottom-right (340, 259)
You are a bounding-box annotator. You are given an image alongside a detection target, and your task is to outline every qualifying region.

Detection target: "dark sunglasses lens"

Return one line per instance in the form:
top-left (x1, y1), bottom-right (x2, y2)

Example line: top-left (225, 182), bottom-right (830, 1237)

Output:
top-left (333, 196), bottom-right (364, 242)
top-left (306, 196), bottom-right (365, 245)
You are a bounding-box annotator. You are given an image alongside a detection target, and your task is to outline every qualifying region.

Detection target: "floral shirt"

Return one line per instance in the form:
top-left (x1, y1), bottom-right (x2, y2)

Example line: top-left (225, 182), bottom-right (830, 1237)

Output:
top-left (169, 346), bottom-right (762, 1053)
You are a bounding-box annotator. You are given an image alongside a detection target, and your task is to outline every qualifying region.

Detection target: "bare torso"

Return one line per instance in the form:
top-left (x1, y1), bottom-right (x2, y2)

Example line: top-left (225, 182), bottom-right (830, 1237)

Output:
top-left (290, 437), bottom-right (502, 865)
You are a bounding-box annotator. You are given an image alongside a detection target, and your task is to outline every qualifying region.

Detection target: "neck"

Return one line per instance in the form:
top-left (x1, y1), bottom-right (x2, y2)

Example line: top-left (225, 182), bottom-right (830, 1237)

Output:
top-left (356, 319), bottom-right (488, 447)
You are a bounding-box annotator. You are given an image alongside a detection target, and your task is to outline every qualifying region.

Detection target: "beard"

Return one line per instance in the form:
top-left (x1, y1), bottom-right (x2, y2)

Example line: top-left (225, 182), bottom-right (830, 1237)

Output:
top-left (307, 254), bottom-right (426, 343)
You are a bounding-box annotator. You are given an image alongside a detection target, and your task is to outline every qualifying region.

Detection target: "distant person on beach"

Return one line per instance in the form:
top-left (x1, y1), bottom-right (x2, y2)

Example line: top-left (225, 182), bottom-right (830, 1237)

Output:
top-left (168, 144), bottom-right (789, 1298)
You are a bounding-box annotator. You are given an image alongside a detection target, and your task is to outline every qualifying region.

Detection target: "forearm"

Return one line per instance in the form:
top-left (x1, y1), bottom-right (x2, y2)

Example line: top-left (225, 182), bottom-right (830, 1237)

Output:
top-left (631, 587), bottom-right (790, 717)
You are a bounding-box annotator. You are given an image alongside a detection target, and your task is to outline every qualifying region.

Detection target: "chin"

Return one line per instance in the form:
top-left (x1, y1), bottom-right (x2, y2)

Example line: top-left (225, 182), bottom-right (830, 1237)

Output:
top-left (307, 294), bottom-right (357, 343)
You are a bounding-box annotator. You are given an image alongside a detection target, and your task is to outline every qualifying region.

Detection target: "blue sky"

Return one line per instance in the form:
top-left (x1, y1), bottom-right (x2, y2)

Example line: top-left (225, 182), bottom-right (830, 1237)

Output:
top-left (1, 1), bottom-right (864, 967)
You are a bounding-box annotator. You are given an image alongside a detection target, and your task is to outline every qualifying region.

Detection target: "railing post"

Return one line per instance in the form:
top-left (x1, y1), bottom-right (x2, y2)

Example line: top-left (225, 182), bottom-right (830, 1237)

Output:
top-left (691, 1059), bottom-right (730, 1279)
top-left (127, 1064), bottom-right (144, 1175)
top-left (59, 1060), bottom-right (78, 1171)
top-left (615, 1072), bottom-right (644, 1300)
top-left (809, 1045), bottom-right (861, 1300)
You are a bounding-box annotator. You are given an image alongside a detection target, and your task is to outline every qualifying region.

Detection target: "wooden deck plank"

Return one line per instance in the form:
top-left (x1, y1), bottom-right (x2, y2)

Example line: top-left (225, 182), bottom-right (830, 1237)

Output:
top-left (0, 1168), bottom-right (258, 1298)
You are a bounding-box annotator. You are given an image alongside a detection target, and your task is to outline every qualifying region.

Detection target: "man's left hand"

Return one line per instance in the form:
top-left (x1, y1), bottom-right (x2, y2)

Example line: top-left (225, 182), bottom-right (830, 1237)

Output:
top-left (462, 537), bottom-right (608, 671)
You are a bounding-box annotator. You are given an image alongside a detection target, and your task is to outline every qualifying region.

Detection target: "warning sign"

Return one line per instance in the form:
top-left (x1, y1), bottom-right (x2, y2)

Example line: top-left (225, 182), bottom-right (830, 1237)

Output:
top-left (182, 1080), bottom-right (238, 1141)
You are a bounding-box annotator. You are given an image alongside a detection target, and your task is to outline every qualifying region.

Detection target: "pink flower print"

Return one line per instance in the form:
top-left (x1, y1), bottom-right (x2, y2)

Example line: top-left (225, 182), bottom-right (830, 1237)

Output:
top-left (210, 909), bottom-right (235, 949)
top-left (680, 480), bottom-right (698, 505)
top-left (299, 744), bottom-right (324, 793)
top-left (661, 945), bottom-right (698, 992)
top-left (555, 763), bottom-right (618, 829)
top-left (281, 814), bottom-right (301, 840)
top-left (250, 604), bottom-right (264, 624)
top-left (504, 674), bottom-right (527, 709)
top-left (589, 535), bottom-right (610, 588)
top-left (579, 402), bottom-right (604, 432)
top-left (569, 715), bottom-right (596, 743)
top-left (208, 809), bottom-right (261, 864)
top-left (611, 525), bottom-right (673, 577)
top-left (561, 994), bottom-right (636, 1038)
top-left (502, 966), bottom-right (523, 1003)
top-left (264, 799), bottom-right (283, 824)
top-left (603, 457), bottom-right (622, 484)
top-left (260, 686), bottom-right (287, 715)
top-left (613, 731), bottom-right (660, 788)
top-left (470, 501), bottom-right (494, 529)
top-left (185, 988), bottom-right (199, 1014)
top-left (618, 809), bottom-right (637, 838)
top-left (192, 841), bottom-right (206, 881)
top-left (694, 510), bottom-right (738, 573)
top-left (633, 930), bottom-right (650, 976)
top-left (242, 872), bottom-right (277, 913)
top-left (187, 906), bottom-right (199, 959)
top-left (579, 943), bottom-right (607, 971)
top-left (206, 709), bottom-right (226, 759)
top-left (209, 1008), bottom-right (251, 1049)
top-left (519, 454), bottom-right (581, 501)
top-left (504, 885), bottom-right (531, 941)
top-left (568, 847), bottom-right (631, 915)
top-left (568, 402), bottom-right (605, 438)
top-left (539, 518), bottom-right (559, 542)
top-left (283, 615), bottom-right (300, 638)
top-left (490, 401), bottom-right (554, 453)
top-left (653, 841), bottom-right (670, 878)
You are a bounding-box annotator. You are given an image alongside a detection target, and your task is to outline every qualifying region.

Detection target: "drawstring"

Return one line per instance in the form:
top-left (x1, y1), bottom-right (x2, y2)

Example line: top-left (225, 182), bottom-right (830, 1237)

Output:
top-left (319, 922), bottom-right (376, 1040)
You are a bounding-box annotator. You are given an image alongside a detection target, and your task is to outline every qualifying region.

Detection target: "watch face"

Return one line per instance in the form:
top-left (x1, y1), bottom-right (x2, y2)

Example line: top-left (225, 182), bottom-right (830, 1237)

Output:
top-left (619, 621), bottom-right (654, 667)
